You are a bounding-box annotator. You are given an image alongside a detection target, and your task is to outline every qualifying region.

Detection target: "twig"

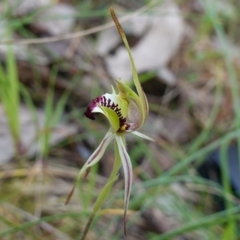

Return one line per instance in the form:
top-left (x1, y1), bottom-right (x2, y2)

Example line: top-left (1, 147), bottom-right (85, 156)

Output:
top-left (0, 0), bottom-right (158, 45)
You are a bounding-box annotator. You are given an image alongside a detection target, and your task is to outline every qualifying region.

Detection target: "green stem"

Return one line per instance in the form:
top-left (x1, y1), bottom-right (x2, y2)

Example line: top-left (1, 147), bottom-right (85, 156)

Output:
top-left (220, 141), bottom-right (236, 238)
top-left (79, 141), bottom-right (122, 240)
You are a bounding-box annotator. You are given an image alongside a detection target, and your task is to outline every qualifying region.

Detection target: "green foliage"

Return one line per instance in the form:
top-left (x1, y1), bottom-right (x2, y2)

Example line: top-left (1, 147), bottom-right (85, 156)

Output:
top-left (1, 0), bottom-right (240, 239)
top-left (0, 39), bottom-right (20, 153)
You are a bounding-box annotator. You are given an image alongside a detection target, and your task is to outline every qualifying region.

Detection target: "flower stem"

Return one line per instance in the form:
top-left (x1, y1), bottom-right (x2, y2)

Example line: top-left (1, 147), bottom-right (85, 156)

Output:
top-left (80, 142), bottom-right (122, 240)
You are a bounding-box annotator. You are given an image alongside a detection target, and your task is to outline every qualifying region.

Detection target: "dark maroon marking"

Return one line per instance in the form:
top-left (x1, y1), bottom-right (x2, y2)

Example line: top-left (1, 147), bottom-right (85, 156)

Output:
top-left (84, 102), bottom-right (97, 120)
top-left (107, 99), bottom-right (111, 107)
top-left (111, 103), bottom-right (116, 109)
top-left (83, 168), bottom-right (90, 179)
top-left (84, 95), bottom-right (128, 132)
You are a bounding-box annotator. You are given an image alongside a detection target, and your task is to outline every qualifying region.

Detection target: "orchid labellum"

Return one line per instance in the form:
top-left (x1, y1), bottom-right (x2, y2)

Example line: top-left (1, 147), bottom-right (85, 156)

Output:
top-left (66, 7), bottom-right (154, 236)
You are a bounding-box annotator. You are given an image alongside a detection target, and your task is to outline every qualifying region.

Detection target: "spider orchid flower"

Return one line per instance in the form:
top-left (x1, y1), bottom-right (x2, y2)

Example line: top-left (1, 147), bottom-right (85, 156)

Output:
top-left (66, 8), bottom-right (153, 234)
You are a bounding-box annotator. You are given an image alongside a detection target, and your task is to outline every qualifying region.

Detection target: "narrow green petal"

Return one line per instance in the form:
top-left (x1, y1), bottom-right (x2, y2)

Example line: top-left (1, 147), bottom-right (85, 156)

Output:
top-left (131, 131), bottom-right (155, 141)
top-left (114, 134), bottom-right (132, 235)
top-left (110, 7), bottom-right (149, 125)
top-left (65, 131), bottom-right (114, 205)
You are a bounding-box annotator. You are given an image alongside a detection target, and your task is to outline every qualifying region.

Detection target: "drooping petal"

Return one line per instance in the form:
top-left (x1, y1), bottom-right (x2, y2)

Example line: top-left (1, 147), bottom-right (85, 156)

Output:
top-left (65, 130), bottom-right (114, 205)
top-left (114, 134), bottom-right (132, 235)
top-left (84, 89), bottom-right (129, 133)
top-left (85, 130), bottom-right (114, 167)
top-left (110, 8), bottom-right (149, 128)
top-left (131, 131), bottom-right (155, 141)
